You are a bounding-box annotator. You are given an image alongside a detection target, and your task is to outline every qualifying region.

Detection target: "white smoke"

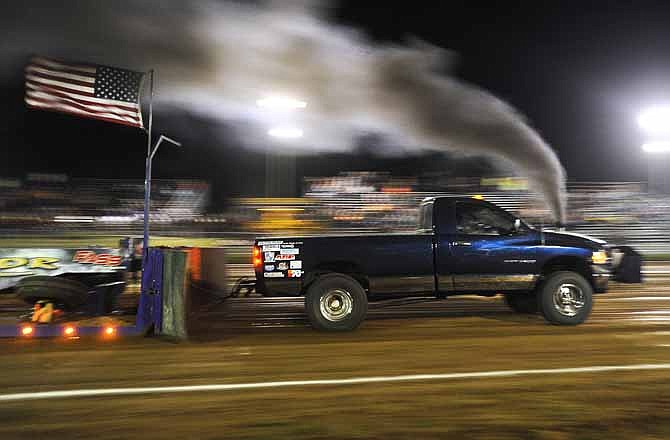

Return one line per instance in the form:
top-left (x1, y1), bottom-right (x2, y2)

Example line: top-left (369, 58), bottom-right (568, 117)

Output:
top-left (2, 0), bottom-right (566, 221)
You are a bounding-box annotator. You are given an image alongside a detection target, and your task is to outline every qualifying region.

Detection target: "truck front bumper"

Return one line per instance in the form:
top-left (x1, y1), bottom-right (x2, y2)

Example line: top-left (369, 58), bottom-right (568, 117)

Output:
top-left (591, 265), bottom-right (611, 293)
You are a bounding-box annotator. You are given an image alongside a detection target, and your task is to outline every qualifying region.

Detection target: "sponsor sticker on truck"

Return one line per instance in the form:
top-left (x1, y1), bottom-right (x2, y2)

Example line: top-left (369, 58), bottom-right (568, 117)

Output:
top-left (260, 240), bottom-right (303, 278)
top-left (275, 254), bottom-right (295, 261)
top-left (287, 269), bottom-right (303, 278)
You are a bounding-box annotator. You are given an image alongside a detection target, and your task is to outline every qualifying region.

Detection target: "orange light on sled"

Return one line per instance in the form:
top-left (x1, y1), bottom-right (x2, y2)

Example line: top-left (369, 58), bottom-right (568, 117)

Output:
top-left (63, 325), bottom-right (77, 337)
top-left (21, 325), bottom-right (34, 336)
top-left (103, 326), bottom-right (116, 337)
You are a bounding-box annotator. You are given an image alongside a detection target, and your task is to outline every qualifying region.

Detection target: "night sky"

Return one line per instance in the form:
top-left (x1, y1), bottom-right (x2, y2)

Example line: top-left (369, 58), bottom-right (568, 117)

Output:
top-left (3, 1), bottom-right (670, 206)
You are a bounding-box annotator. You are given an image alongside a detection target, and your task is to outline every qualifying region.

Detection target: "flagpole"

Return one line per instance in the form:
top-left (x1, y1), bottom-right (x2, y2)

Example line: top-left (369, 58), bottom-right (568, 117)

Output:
top-left (142, 69), bottom-right (155, 265)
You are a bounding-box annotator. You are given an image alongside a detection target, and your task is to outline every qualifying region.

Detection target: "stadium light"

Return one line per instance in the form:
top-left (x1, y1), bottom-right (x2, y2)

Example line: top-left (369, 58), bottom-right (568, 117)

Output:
top-left (642, 141), bottom-right (670, 154)
top-left (256, 94), bottom-right (306, 141)
top-left (256, 95), bottom-right (307, 110)
top-left (268, 127), bottom-right (304, 139)
top-left (638, 107), bottom-right (670, 135)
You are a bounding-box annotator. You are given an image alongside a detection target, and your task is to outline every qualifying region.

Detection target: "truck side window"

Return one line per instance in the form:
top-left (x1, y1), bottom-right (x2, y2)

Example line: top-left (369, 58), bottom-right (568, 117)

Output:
top-left (455, 203), bottom-right (515, 236)
top-left (419, 202), bottom-right (434, 231)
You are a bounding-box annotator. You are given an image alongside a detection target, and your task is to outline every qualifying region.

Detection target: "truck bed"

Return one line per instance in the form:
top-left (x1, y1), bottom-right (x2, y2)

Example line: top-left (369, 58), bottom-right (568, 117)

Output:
top-left (256, 233), bottom-right (435, 296)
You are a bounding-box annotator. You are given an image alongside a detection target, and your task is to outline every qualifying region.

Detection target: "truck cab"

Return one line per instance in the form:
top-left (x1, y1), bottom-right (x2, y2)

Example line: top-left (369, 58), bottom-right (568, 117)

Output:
top-left (423, 197), bottom-right (609, 296)
top-left (254, 197), bottom-right (612, 331)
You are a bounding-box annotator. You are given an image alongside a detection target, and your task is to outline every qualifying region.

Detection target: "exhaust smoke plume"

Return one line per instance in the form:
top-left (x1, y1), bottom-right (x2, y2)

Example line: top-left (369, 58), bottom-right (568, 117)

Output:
top-left (2, 0), bottom-right (566, 221)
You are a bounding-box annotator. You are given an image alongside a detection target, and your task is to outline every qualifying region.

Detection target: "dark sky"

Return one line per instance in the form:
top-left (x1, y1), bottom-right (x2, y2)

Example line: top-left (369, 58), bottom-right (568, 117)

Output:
top-left (3, 1), bottom-right (670, 204)
top-left (335, 1), bottom-right (670, 183)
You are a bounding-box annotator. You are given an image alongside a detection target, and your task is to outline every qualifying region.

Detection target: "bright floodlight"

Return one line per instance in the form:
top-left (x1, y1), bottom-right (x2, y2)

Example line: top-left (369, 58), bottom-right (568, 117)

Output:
top-left (642, 141), bottom-right (670, 153)
top-left (256, 95), bottom-right (307, 110)
top-left (268, 127), bottom-right (303, 139)
top-left (638, 107), bottom-right (670, 134)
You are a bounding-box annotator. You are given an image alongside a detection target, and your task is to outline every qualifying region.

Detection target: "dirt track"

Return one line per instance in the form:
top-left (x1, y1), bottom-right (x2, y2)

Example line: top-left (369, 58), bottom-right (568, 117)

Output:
top-left (1, 282), bottom-right (670, 439)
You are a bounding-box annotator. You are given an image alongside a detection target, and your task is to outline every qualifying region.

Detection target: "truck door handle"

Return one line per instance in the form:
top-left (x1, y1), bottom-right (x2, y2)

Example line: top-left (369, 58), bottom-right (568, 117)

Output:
top-left (452, 241), bottom-right (472, 247)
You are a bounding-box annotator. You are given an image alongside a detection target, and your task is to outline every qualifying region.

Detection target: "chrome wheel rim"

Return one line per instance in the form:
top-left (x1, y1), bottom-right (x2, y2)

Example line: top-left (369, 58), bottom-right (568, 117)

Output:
top-left (552, 283), bottom-right (585, 317)
top-left (319, 289), bottom-right (353, 322)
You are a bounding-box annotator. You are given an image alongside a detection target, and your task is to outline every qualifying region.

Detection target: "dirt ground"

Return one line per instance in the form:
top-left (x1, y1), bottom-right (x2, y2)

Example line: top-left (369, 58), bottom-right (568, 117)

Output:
top-left (1, 282), bottom-right (669, 439)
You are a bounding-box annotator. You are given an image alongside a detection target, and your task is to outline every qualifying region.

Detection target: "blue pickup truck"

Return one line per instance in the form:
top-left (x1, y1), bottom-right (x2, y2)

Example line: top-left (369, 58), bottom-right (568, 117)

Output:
top-left (254, 196), bottom-right (615, 331)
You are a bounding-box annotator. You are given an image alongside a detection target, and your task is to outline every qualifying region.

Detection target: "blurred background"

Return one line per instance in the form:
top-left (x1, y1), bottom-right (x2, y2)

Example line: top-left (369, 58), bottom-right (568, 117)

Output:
top-left (0, 169), bottom-right (667, 257)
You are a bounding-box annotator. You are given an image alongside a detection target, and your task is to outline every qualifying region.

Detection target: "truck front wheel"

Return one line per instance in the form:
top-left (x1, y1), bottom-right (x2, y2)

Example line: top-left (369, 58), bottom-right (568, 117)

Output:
top-left (305, 274), bottom-right (367, 331)
top-left (538, 271), bottom-right (593, 325)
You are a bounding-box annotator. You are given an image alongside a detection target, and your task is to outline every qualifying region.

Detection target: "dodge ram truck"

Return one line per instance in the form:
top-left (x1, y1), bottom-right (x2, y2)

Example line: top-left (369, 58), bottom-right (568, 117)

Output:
top-left (254, 197), bottom-right (613, 331)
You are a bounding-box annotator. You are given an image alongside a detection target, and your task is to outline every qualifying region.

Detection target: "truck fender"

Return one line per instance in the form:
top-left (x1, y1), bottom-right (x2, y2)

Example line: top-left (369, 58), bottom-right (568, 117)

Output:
top-left (301, 270), bottom-right (368, 296)
top-left (537, 256), bottom-right (591, 288)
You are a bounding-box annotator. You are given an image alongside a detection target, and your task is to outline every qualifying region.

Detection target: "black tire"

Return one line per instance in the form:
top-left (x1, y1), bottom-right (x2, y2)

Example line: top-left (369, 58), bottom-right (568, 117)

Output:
top-left (538, 271), bottom-right (593, 325)
top-left (15, 276), bottom-right (89, 309)
top-left (97, 282), bottom-right (126, 313)
top-left (504, 292), bottom-right (538, 314)
top-left (69, 272), bottom-right (123, 288)
top-left (304, 273), bottom-right (367, 331)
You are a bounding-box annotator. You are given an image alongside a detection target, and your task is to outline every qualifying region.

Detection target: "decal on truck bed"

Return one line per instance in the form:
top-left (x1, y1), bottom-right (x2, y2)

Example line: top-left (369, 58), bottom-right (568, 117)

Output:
top-left (260, 240), bottom-right (304, 278)
top-left (257, 240), bottom-right (283, 246)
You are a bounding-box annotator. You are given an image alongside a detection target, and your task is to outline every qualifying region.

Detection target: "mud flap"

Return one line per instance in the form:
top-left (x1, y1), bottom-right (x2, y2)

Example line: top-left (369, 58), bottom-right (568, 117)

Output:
top-left (611, 246), bottom-right (643, 283)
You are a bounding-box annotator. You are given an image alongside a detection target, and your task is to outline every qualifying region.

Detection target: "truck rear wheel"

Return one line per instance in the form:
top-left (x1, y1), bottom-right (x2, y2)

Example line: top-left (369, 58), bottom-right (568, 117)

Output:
top-left (538, 271), bottom-right (593, 325)
top-left (305, 274), bottom-right (367, 331)
top-left (504, 293), bottom-right (538, 314)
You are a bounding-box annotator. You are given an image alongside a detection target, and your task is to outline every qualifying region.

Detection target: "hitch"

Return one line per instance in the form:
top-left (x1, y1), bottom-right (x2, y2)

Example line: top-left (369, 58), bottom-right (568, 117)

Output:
top-left (231, 277), bottom-right (257, 298)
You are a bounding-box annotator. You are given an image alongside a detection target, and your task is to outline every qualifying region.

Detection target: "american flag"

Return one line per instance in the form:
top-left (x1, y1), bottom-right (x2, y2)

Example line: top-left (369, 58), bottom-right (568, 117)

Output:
top-left (25, 56), bottom-right (145, 129)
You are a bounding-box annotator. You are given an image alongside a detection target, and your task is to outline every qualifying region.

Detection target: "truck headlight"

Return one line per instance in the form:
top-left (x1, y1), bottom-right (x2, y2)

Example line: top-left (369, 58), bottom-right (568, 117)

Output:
top-left (591, 250), bottom-right (608, 265)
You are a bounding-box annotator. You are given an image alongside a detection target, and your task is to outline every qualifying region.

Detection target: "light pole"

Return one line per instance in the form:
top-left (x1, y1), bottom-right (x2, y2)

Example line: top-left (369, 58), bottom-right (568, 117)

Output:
top-left (638, 108), bottom-right (670, 193)
top-left (143, 134), bottom-right (182, 259)
top-left (642, 142), bottom-right (670, 193)
top-left (256, 94), bottom-right (305, 197)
